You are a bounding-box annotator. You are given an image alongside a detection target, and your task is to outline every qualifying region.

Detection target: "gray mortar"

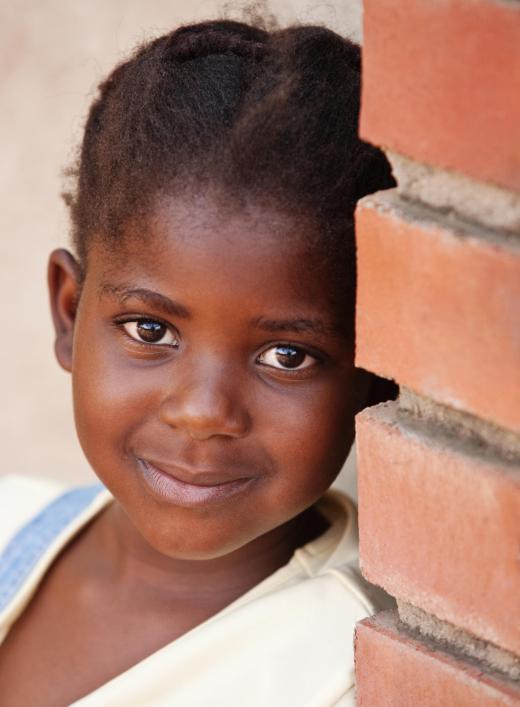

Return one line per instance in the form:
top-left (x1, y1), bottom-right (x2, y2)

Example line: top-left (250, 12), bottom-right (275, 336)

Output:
top-left (398, 388), bottom-right (520, 463)
top-left (366, 398), bottom-right (520, 493)
top-left (359, 187), bottom-right (520, 255)
top-left (398, 601), bottom-right (520, 682)
top-left (387, 151), bottom-right (520, 236)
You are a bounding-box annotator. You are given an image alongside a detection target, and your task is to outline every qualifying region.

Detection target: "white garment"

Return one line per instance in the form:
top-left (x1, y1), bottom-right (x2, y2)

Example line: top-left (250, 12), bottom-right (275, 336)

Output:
top-left (0, 475), bottom-right (377, 706)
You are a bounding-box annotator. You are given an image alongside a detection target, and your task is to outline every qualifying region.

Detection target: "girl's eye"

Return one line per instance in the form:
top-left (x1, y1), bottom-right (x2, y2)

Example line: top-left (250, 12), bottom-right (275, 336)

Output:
top-left (121, 319), bottom-right (178, 347)
top-left (257, 344), bottom-right (316, 371)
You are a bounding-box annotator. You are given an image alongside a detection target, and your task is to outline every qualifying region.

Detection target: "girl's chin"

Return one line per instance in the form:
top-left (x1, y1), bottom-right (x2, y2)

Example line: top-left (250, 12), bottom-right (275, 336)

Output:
top-left (127, 509), bottom-right (265, 562)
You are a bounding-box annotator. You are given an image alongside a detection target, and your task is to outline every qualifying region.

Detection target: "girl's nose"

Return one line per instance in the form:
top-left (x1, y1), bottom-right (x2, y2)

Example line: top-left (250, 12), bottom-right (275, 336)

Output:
top-left (158, 364), bottom-right (251, 441)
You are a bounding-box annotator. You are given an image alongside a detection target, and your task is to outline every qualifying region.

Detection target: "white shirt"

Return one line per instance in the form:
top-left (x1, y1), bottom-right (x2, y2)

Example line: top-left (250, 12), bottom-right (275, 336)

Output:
top-left (0, 475), bottom-right (379, 706)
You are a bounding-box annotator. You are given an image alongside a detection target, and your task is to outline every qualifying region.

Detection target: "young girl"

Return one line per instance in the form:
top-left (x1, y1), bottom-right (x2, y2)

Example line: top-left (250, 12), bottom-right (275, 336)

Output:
top-left (0, 19), bottom-right (394, 706)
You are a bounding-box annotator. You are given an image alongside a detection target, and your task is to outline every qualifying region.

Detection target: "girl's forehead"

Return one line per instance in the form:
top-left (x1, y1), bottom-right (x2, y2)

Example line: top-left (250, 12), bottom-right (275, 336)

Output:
top-left (86, 195), bottom-right (350, 335)
top-left (151, 192), bottom-right (316, 248)
top-left (93, 193), bottom-right (321, 283)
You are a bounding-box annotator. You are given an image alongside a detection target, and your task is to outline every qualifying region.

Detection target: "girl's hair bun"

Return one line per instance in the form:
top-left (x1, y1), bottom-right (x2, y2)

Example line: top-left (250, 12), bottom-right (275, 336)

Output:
top-left (164, 21), bottom-right (268, 62)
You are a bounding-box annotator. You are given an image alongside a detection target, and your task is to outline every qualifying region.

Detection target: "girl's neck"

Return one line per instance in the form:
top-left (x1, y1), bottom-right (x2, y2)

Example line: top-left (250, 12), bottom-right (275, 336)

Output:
top-left (80, 500), bottom-right (329, 611)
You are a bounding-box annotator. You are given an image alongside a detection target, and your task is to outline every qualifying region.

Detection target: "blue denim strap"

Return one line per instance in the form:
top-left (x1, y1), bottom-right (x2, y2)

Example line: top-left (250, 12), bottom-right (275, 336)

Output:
top-left (0, 484), bottom-right (105, 613)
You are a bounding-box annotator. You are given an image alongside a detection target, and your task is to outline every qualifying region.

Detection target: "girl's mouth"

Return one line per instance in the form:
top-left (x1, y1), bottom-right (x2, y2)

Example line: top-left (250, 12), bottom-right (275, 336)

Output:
top-left (136, 458), bottom-right (257, 507)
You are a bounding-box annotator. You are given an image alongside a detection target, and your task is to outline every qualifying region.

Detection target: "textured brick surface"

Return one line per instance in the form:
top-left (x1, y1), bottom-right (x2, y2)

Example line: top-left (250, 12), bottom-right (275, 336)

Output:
top-left (356, 402), bottom-right (520, 655)
top-left (355, 611), bottom-right (520, 706)
top-left (355, 191), bottom-right (520, 432)
top-left (361, 0), bottom-right (520, 191)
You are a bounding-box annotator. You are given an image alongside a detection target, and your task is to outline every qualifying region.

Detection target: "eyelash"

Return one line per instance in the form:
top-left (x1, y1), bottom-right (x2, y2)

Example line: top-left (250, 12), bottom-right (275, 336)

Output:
top-left (122, 318), bottom-right (179, 347)
top-left (113, 317), bottom-right (322, 372)
top-left (113, 316), bottom-right (179, 350)
top-left (256, 343), bottom-right (319, 372)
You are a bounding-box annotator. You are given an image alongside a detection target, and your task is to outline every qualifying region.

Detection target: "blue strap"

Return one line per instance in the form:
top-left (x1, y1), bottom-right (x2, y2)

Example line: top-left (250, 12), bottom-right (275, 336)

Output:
top-left (0, 484), bottom-right (105, 613)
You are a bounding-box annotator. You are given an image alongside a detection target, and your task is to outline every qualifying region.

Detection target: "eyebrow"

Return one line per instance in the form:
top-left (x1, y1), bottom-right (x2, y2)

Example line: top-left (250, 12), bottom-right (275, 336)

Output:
top-left (99, 283), bottom-right (346, 338)
top-left (99, 283), bottom-right (190, 319)
top-left (252, 316), bottom-right (342, 338)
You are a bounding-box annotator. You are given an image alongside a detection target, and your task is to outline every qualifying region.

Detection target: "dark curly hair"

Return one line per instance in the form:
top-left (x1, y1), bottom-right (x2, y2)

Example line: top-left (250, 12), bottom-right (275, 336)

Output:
top-left (66, 19), bottom-right (393, 257)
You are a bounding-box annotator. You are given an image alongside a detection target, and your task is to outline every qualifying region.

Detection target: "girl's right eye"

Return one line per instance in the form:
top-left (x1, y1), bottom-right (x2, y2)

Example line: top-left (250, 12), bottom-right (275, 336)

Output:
top-left (121, 319), bottom-right (179, 347)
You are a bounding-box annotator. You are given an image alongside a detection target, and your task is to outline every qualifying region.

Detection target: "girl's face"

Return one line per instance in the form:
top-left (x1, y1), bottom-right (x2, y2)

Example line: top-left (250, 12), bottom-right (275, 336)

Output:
top-left (49, 195), bottom-right (364, 560)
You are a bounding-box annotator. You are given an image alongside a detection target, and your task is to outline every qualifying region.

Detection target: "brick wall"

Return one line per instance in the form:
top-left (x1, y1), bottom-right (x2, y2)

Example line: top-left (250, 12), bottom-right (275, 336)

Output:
top-left (353, 0), bottom-right (520, 704)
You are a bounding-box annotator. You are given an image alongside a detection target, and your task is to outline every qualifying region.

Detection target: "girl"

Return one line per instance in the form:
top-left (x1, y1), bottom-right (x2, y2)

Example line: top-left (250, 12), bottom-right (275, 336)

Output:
top-left (0, 19), bottom-right (394, 706)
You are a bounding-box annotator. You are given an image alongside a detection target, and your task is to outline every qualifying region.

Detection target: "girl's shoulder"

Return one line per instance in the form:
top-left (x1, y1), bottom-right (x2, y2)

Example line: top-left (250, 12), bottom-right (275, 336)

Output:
top-left (0, 475), bottom-right (110, 620)
top-left (0, 474), bottom-right (67, 550)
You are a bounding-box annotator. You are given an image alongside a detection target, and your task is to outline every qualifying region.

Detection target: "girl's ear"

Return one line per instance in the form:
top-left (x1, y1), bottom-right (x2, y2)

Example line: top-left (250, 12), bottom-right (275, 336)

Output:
top-left (48, 248), bottom-right (82, 372)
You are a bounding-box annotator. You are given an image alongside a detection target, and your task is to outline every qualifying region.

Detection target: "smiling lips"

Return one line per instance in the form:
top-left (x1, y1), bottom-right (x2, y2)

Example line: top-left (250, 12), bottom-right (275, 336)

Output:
top-left (137, 458), bottom-right (257, 507)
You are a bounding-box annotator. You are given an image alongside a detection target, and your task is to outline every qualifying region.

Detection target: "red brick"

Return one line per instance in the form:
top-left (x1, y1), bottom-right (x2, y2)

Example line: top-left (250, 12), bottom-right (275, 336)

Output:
top-left (355, 611), bottom-right (520, 706)
top-left (356, 403), bottom-right (520, 654)
top-left (355, 191), bottom-right (520, 432)
top-left (360, 0), bottom-right (520, 192)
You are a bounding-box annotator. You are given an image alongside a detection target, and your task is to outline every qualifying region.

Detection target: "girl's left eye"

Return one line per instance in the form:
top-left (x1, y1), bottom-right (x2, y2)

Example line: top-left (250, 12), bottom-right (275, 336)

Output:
top-left (257, 344), bottom-right (317, 371)
top-left (121, 319), bottom-right (179, 347)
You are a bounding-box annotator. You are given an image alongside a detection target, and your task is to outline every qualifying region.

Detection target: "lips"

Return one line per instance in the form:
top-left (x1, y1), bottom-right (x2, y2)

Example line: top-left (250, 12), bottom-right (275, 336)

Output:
top-left (136, 458), bottom-right (258, 507)
top-left (141, 458), bottom-right (252, 487)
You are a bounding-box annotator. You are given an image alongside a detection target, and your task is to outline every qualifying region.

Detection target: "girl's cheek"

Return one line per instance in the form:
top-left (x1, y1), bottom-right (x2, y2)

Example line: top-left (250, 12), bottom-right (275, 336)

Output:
top-left (72, 329), bottom-right (151, 453)
top-left (262, 379), bottom-right (354, 467)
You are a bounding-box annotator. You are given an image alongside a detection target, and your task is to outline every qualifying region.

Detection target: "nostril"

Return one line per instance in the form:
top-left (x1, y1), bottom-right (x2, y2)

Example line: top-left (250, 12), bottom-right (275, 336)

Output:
top-left (158, 383), bottom-right (250, 440)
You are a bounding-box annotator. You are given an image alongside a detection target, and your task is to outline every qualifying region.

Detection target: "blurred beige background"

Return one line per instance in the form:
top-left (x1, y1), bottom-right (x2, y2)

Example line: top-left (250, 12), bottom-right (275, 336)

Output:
top-left (0, 0), bottom-right (361, 495)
